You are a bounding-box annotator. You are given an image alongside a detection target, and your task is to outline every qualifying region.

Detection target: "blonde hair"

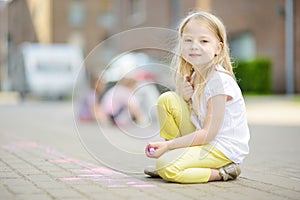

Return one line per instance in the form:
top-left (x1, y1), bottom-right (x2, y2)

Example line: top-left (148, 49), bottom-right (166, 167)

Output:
top-left (172, 11), bottom-right (234, 116)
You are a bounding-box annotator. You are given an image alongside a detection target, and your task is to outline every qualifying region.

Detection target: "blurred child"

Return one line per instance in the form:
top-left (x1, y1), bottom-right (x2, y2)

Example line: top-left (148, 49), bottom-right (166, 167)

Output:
top-left (100, 77), bottom-right (147, 126)
top-left (78, 76), bottom-right (108, 122)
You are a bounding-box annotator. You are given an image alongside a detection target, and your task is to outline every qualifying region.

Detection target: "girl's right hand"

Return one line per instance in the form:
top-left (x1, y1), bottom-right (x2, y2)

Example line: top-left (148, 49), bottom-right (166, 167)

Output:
top-left (145, 141), bottom-right (169, 158)
top-left (182, 74), bottom-right (194, 102)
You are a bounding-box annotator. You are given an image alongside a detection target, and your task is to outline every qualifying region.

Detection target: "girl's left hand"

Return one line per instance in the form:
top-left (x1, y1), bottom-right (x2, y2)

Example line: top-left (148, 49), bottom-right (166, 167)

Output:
top-left (182, 75), bottom-right (194, 102)
top-left (145, 141), bottom-right (169, 158)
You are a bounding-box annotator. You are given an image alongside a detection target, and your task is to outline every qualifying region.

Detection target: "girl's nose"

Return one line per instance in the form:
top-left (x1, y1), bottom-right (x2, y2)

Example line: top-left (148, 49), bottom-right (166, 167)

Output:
top-left (191, 41), bottom-right (200, 50)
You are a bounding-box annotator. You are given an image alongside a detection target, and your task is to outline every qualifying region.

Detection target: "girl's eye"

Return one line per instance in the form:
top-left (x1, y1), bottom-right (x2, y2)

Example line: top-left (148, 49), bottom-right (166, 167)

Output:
top-left (201, 40), bottom-right (208, 43)
top-left (184, 39), bottom-right (192, 42)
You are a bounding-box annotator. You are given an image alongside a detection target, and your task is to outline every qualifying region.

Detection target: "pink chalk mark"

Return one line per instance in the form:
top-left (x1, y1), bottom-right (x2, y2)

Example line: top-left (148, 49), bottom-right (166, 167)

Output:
top-left (78, 174), bottom-right (103, 177)
top-left (61, 177), bottom-right (83, 181)
top-left (107, 185), bottom-right (127, 188)
top-left (126, 181), bottom-right (137, 185)
top-left (80, 167), bottom-right (123, 176)
top-left (48, 158), bottom-right (76, 163)
top-left (14, 141), bottom-right (39, 148)
top-left (1, 132), bottom-right (156, 188)
top-left (2, 141), bottom-right (39, 150)
top-left (133, 184), bottom-right (156, 188)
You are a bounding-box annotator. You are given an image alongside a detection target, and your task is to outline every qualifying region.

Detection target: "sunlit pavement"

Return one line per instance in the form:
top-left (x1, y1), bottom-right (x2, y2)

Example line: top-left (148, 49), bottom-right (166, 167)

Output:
top-left (0, 95), bottom-right (299, 200)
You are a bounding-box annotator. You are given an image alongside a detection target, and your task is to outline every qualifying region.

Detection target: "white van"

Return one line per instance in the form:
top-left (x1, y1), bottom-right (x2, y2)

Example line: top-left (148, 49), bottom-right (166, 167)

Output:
top-left (9, 43), bottom-right (86, 99)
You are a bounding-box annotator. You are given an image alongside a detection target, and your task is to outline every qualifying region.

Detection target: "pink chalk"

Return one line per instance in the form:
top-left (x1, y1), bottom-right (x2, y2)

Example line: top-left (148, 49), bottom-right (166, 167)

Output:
top-left (148, 147), bottom-right (156, 154)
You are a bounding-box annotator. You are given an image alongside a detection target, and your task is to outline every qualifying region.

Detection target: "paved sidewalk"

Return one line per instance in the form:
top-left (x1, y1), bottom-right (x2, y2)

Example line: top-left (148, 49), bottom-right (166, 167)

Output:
top-left (0, 96), bottom-right (299, 200)
top-left (245, 95), bottom-right (300, 126)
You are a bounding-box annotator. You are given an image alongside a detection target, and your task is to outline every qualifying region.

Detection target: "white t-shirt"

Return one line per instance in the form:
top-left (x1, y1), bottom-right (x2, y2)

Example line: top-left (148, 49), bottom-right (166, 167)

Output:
top-left (190, 67), bottom-right (250, 164)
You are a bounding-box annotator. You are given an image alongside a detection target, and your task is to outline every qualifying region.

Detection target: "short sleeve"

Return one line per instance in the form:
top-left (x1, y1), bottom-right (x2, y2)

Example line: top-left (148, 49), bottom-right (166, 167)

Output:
top-left (204, 72), bottom-right (235, 100)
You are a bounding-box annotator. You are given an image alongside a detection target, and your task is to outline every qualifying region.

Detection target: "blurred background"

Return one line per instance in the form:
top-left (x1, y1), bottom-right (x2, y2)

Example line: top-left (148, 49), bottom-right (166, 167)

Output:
top-left (0, 2), bottom-right (300, 196)
top-left (0, 0), bottom-right (299, 101)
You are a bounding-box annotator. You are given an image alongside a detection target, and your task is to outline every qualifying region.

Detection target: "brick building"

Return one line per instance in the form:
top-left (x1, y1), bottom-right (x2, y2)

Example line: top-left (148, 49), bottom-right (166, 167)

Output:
top-left (209, 0), bottom-right (299, 93)
top-left (2, 0), bottom-right (299, 93)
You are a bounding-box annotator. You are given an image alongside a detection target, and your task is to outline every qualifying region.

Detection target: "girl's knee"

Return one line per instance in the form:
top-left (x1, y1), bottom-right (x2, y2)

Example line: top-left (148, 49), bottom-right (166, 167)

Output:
top-left (157, 91), bottom-right (178, 106)
top-left (158, 166), bottom-right (180, 183)
top-left (157, 91), bottom-right (185, 115)
top-left (156, 157), bottom-right (181, 183)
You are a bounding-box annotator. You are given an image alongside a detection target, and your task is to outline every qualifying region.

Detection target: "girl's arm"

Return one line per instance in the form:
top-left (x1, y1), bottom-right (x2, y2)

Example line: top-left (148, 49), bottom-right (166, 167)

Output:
top-left (146, 94), bottom-right (227, 158)
top-left (168, 94), bottom-right (226, 149)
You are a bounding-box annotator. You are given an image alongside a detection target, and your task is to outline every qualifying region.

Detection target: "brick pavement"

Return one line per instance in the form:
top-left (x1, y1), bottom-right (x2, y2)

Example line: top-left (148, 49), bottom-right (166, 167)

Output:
top-left (0, 96), bottom-right (300, 200)
top-left (0, 133), bottom-right (157, 199)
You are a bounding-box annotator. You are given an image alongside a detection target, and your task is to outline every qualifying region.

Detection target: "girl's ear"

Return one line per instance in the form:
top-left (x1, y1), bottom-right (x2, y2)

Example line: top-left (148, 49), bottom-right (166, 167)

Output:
top-left (216, 42), bottom-right (223, 56)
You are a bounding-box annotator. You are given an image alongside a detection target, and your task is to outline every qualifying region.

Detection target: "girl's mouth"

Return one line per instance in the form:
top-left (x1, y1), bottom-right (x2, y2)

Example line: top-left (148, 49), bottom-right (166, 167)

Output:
top-left (189, 53), bottom-right (201, 57)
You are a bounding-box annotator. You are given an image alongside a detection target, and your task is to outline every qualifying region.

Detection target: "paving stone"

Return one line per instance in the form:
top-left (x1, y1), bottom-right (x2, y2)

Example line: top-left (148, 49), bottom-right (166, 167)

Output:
top-left (1, 98), bottom-right (299, 200)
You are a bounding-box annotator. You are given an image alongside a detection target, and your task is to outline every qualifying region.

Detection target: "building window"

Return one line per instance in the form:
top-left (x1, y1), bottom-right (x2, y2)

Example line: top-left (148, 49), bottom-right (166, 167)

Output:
top-left (68, 0), bottom-right (86, 27)
top-left (97, 0), bottom-right (115, 30)
top-left (230, 32), bottom-right (256, 61)
top-left (127, 0), bottom-right (146, 26)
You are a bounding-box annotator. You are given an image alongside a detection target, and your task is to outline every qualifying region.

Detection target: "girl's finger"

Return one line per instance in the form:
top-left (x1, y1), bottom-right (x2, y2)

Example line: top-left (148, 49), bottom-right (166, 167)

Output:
top-left (184, 75), bottom-right (190, 82)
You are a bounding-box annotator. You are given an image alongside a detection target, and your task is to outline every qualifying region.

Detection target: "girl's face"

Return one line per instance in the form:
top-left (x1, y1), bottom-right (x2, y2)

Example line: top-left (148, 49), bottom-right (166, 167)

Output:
top-left (180, 19), bottom-right (222, 69)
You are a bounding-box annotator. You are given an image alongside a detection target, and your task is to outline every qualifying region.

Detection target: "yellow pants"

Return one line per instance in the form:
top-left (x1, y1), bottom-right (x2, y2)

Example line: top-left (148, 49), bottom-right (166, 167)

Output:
top-left (156, 91), bottom-right (232, 183)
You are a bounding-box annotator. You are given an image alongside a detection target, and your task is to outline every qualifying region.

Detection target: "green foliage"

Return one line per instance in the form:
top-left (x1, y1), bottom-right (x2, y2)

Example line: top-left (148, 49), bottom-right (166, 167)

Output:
top-left (233, 58), bottom-right (272, 94)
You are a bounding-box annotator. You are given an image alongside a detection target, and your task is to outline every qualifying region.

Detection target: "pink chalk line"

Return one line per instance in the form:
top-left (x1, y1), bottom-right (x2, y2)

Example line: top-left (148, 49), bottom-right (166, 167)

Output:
top-left (0, 131), bottom-right (156, 188)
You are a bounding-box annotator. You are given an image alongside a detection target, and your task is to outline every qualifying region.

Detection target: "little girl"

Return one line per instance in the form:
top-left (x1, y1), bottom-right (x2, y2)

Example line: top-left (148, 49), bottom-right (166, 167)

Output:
top-left (145, 11), bottom-right (250, 183)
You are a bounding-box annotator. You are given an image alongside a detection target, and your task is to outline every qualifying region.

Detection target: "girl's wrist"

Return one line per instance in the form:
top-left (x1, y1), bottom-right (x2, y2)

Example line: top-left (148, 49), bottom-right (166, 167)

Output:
top-left (165, 140), bottom-right (172, 151)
